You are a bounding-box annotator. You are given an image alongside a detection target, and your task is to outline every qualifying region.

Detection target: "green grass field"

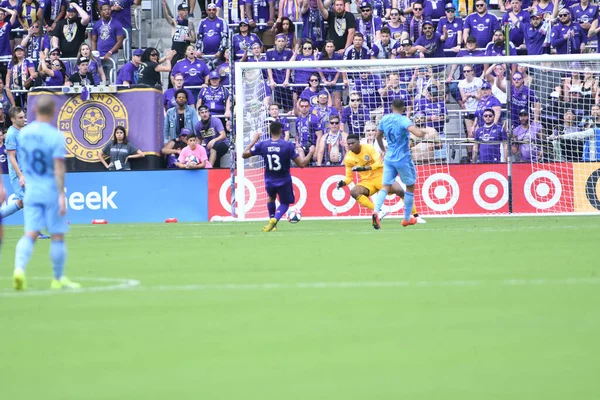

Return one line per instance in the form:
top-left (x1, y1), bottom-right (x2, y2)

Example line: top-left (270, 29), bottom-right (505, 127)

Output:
top-left (1, 216), bottom-right (599, 399)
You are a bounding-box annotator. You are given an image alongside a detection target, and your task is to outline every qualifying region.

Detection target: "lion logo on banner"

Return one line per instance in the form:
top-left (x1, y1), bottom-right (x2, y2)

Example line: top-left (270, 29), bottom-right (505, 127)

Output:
top-left (58, 94), bottom-right (128, 162)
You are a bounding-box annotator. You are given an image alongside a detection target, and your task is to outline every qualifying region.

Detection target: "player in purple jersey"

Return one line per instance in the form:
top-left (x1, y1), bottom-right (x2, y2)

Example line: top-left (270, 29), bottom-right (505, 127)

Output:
top-left (242, 121), bottom-right (314, 232)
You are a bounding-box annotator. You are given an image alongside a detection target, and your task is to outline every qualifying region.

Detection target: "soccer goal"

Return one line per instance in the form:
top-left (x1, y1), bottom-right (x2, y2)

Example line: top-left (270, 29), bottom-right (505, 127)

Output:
top-left (231, 54), bottom-right (600, 220)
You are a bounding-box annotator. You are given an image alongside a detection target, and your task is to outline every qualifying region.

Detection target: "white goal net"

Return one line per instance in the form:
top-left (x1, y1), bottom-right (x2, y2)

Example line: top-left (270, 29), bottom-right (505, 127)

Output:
top-left (230, 55), bottom-right (600, 220)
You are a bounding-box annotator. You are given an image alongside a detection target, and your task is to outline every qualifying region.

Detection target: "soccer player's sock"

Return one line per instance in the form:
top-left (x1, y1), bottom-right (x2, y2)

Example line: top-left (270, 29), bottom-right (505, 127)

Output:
top-left (14, 236), bottom-right (35, 273)
top-left (356, 195), bottom-right (374, 210)
top-left (50, 240), bottom-right (67, 280)
top-left (374, 189), bottom-right (388, 213)
top-left (404, 191), bottom-right (415, 221)
top-left (412, 204), bottom-right (418, 216)
top-left (274, 204), bottom-right (289, 222)
top-left (267, 202), bottom-right (276, 218)
top-left (0, 201), bottom-right (22, 218)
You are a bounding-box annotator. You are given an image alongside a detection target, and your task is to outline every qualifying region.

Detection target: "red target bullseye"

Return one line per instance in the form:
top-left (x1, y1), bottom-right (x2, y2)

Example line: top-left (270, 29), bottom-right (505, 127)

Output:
top-left (472, 172), bottom-right (508, 211)
top-left (320, 175), bottom-right (356, 213)
top-left (421, 173), bottom-right (459, 212)
top-left (524, 171), bottom-right (562, 209)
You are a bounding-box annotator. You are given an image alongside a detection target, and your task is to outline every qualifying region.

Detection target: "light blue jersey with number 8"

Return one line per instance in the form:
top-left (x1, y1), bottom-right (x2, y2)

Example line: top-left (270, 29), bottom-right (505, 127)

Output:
top-left (18, 121), bottom-right (66, 204)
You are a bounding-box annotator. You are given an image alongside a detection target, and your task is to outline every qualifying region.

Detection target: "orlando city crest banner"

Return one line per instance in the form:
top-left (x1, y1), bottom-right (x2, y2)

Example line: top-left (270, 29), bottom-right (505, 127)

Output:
top-left (27, 88), bottom-right (164, 163)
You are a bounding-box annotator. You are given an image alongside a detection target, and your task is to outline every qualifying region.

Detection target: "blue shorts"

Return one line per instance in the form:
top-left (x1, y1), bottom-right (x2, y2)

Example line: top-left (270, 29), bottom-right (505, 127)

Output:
top-left (382, 157), bottom-right (417, 186)
top-left (10, 176), bottom-right (24, 200)
top-left (23, 202), bottom-right (68, 235)
top-left (266, 181), bottom-right (295, 205)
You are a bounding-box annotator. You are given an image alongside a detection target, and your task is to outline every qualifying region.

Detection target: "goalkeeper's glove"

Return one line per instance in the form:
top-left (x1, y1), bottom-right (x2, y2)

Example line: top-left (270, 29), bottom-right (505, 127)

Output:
top-left (336, 180), bottom-right (346, 189)
top-left (352, 166), bottom-right (369, 172)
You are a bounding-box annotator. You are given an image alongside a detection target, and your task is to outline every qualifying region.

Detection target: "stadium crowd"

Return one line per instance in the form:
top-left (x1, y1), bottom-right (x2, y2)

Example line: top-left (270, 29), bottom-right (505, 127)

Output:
top-left (1, 0), bottom-right (600, 172)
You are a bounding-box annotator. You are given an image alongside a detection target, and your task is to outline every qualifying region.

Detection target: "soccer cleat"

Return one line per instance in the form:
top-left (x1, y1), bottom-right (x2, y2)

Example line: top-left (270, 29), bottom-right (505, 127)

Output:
top-left (261, 218), bottom-right (278, 232)
top-left (13, 269), bottom-right (26, 291)
top-left (38, 233), bottom-right (51, 239)
top-left (378, 210), bottom-right (388, 221)
top-left (402, 217), bottom-right (418, 227)
top-left (50, 277), bottom-right (81, 290)
top-left (372, 212), bottom-right (381, 230)
top-left (415, 215), bottom-right (427, 224)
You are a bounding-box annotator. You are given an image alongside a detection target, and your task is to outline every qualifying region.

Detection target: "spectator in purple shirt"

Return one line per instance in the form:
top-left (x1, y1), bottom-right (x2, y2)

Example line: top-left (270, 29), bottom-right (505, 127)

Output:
top-left (301, 0), bottom-right (325, 49)
top-left (551, 8), bottom-right (586, 54)
top-left (352, 71), bottom-right (383, 112)
top-left (196, 2), bottom-right (228, 58)
top-left (289, 39), bottom-right (318, 94)
top-left (341, 91), bottom-right (370, 137)
top-left (402, 1), bottom-right (426, 44)
top-left (109, 0), bottom-right (132, 50)
top-left (116, 48), bottom-right (143, 85)
top-left (232, 18), bottom-right (262, 59)
top-left (268, 103), bottom-right (291, 140)
top-left (386, 7), bottom-right (404, 41)
top-left (21, 20), bottom-right (51, 65)
top-left (502, 0), bottom-right (530, 52)
top-left (271, 16), bottom-right (296, 49)
top-left (484, 29), bottom-right (517, 61)
top-left (38, 49), bottom-right (64, 86)
top-left (437, 3), bottom-right (462, 56)
top-left (163, 72), bottom-right (194, 112)
top-left (0, 7), bottom-right (17, 59)
top-left (295, 97), bottom-right (323, 160)
top-left (91, 2), bottom-right (125, 80)
top-left (245, 0), bottom-right (276, 33)
top-left (473, 108), bottom-right (507, 163)
top-left (197, 70), bottom-right (231, 119)
top-left (509, 8), bottom-right (551, 56)
top-left (472, 81), bottom-right (502, 133)
top-left (319, 39), bottom-right (346, 111)
top-left (414, 19), bottom-right (447, 73)
top-left (266, 33), bottom-right (294, 112)
top-left (195, 104), bottom-right (230, 167)
top-left (512, 109), bottom-right (542, 162)
top-left (571, 0), bottom-right (597, 39)
top-left (343, 31), bottom-right (371, 60)
top-left (6, 45), bottom-right (37, 97)
top-left (510, 71), bottom-right (540, 127)
top-left (462, 0), bottom-right (500, 47)
top-left (311, 89), bottom-right (339, 132)
top-left (170, 44), bottom-right (210, 99)
top-left (300, 72), bottom-right (325, 106)
top-left (356, 1), bottom-right (382, 48)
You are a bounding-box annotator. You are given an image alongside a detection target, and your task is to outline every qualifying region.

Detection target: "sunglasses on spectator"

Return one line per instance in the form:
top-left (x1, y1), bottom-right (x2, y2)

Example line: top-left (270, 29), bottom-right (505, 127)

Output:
top-left (303, 46), bottom-right (312, 50)
top-left (483, 114), bottom-right (494, 117)
top-left (513, 77), bottom-right (523, 81)
top-left (390, 12), bottom-right (399, 16)
top-left (300, 104), bottom-right (310, 108)
top-left (423, 27), bottom-right (433, 30)
top-left (52, 63), bottom-right (60, 67)
top-left (413, 7), bottom-right (422, 10)
top-left (350, 98), bottom-right (360, 102)
top-left (51, 52), bottom-right (60, 56)
top-left (151, 52), bottom-right (159, 56)
top-left (329, 121), bottom-right (340, 124)
top-left (475, 3), bottom-right (485, 7)
top-left (446, 8), bottom-right (456, 12)
top-left (309, 78), bottom-right (318, 82)
top-left (559, 13), bottom-right (569, 17)
top-left (464, 69), bottom-right (473, 73)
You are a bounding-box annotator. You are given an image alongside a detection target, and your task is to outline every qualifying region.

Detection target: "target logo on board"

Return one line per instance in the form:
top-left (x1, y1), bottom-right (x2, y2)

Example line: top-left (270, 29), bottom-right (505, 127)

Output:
top-left (219, 177), bottom-right (257, 213)
top-left (524, 171), bottom-right (562, 209)
top-left (320, 175), bottom-right (356, 213)
top-left (472, 172), bottom-right (509, 211)
top-left (286, 176), bottom-right (308, 210)
top-left (421, 173), bottom-right (460, 212)
top-left (377, 177), bottom-right (407, 213)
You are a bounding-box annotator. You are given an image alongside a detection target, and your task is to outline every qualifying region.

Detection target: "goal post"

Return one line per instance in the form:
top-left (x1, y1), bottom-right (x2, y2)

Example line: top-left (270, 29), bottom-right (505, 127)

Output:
top-left (231, 54), bottom-right (600, 221)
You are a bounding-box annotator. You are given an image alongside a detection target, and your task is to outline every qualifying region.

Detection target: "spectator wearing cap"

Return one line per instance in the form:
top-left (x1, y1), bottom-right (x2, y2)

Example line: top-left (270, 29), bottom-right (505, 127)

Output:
top-left (139, 47), bottom-right (176, 87)
top-left (38, 49), bottom-right (65, 86)
top-left (197, 2), bottom-right (228, 59)
top-left (512, 109), bottom-right (542, 162)
top-left (551, 8), bottom-right (585, 54)
top-left (571, 0), bottom-right (597, 39)
top-left (414, 85), bottom-right (447, 134)
top-left (436, 3), bottom-right (463, 55)
top-left (402, 0), bottom-right (426, 44)
top-left (343, 32), bottom-right (371, 60)
top-left (266, 33), bottom-right (294, 112)
top-left (392, 37), bottom-right (422, 62)
top-left (473, 108), bottom-right (507, 163)
top-left (175, 133), bottom-right (212, 169)
top-left (360, 0), bottom-right (391, 19)
top-left (164, 88), bottom-right (199, 142)
top-left (508, 8), bottom-right (551, 56)
top-left (267, 103), bottom-right (291, 140)
top-left (196, 69), bottom-right (231, 119)
top-left (48, 46), bottom-right (71, 76)
top-left (66, 57), bottom-right (96, 86)
top-left (356, 1), bottom-right (382, 49)
top-left (92, 2), bottom-right (125, 79)
top-left (501, 0), bottom-right (529, 52)
top-left (77, 42), bottom-right (108, 85)
top-left (245, 0), bottom-right (276, 34)
top-left (414, 20), bottom-right (447, 72)
top-left (271, 16), bottom-right (296, 50)
top-left (316, 114), bottom-right (346, 166)
top-left (21, 20), bottom-right (51, 65)
top-left (163, 72), bottom-right (194, 112)
top-left (195, 105), bottom-right (228, 167)
top-left (472, 81), bottom-right (502, 135)
top-left (341, 91), bottom-right (370, 137)
top-left (0, 7), bottom-right (17, 60)
top-left (98, 126), bottom-right (145, 171)
top-left (50, 3), bottom-right (90, 58)
top-left (386, 7), bottom-right (404, 41)
top-left (162, 0), bottom-right (196, 74)
top-left (300, 0), bottom-right (326, 49)
top-left (462, 0), bottom-right (500, 48)
top-left (371, 26), bottom-right (397, 59)
top-left (6, 45), bottom-right (37, 95)
top-left (162, 127), bottom-right (190, 168)
top-left (170, 44), bottom-right (210, 100)
top-left (116, 48), bottom-right (143, 85)
top-left (232, 19), bottom-right (263, 60)
top-left (318, 0), bottom-right (356, 54)
top-left (510, 71), bottom-right (540, 128)
top-left (311, 89), bottom-right (339, 132)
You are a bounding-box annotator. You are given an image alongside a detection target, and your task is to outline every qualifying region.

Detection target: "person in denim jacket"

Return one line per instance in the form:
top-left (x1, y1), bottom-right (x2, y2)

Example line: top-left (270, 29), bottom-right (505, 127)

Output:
top-left (164, 88), bottom-right (199, 142)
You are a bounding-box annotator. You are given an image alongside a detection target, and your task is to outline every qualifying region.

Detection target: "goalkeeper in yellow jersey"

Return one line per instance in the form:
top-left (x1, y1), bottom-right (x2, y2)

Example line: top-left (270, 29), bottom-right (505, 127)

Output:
top-left (336, 134), bottom-right (425, 223)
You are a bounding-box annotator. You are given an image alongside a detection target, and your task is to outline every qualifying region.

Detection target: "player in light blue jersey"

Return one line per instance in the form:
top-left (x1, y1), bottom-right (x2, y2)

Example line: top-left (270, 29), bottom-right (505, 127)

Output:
top-left (1, 107), bottom-right (51, 239)
top-left (12, 96), bottom-right (80, 291)
top-left (372, 98), bottom-right (427, 229)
